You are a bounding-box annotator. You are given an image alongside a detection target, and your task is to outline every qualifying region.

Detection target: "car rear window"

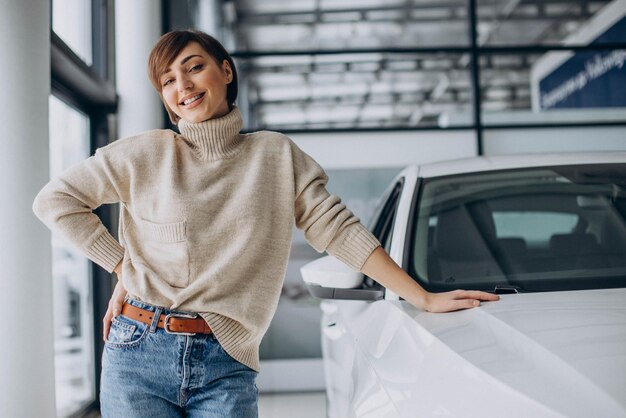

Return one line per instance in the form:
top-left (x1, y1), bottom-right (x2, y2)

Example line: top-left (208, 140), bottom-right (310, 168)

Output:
top-left (493, 211), bottom-right (579, 247)
top-left (410, 163), bottom-right (626, 292)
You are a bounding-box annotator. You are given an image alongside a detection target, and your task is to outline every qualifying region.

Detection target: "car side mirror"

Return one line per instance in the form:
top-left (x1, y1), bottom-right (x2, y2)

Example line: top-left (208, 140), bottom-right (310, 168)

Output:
top-left (300, 255), bottom-right (385, 301)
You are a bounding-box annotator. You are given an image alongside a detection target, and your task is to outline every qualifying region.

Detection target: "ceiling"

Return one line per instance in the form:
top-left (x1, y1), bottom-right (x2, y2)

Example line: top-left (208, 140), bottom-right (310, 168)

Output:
top-left (219, 0), bottom-right (613, 130)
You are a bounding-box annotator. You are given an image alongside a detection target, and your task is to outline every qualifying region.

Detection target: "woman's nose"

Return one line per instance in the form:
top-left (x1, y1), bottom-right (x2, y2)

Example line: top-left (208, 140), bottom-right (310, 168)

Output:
top-left (178, 76), bottom-right (193, 91)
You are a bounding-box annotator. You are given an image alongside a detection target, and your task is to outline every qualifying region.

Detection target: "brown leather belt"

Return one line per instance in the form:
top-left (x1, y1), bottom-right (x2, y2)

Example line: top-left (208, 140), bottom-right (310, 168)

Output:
top-left (121, 302), bottom-right (212, 335)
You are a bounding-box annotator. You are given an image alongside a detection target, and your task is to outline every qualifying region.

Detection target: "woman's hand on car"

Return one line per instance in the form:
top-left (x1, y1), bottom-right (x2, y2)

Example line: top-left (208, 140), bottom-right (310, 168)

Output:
top-left (423, 289), bottom-right (500, 313)
top-left (102, 261), bottom-right (127, 341)
top-left (361, 246), bottom-right (500, 313)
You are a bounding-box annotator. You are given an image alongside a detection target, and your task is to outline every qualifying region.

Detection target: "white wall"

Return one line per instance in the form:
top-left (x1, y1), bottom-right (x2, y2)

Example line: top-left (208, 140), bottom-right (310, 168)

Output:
top-left (290, 130), bottom-right (477, 170)
top-left (288, 125), bottom-right (626, 166)
top-left (0, 0), bottom-right (56, 417)
top-left (115, 0), bottom-right (164, 137)
top-left (484, 126), bottom-right (626, 155)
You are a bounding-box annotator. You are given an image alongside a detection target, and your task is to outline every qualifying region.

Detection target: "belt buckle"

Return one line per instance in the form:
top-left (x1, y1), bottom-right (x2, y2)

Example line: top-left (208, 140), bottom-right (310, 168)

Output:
top-left (164, 311), bottom-right (198, 336)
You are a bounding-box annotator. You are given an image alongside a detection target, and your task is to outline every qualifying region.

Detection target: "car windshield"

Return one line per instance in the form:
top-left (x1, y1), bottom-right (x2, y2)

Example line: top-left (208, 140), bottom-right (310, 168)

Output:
top-left (410, 163), bottom-right (626, 292)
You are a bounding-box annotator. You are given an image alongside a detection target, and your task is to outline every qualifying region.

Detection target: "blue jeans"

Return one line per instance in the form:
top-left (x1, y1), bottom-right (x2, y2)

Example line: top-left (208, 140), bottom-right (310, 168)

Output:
top-left (100, 297), bottom-right (258, 417)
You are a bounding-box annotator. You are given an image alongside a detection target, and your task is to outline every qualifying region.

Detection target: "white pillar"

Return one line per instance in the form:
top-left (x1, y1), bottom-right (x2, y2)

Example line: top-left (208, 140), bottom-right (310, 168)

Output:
top-left (197, 0), bottom-right (220, 37)
top-left (0, 1), bottom-right (56, 417)
top-left (115, 0), bottom-right (164, 137)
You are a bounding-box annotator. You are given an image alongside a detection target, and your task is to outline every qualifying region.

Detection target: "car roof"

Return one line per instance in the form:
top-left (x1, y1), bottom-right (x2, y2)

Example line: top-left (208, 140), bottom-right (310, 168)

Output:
top-left (409, 151), bottom-right (626, 179)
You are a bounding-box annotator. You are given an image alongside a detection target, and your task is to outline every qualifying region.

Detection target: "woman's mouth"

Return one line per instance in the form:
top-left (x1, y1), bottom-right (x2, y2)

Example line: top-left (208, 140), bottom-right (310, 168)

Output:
top-left (180, 92), bottom-right (206, 109)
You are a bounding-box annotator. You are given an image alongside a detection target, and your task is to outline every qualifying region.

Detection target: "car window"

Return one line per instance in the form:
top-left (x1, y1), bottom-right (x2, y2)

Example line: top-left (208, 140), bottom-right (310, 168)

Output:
top-left (362, 179), bottom-right (404, 289)
top-left (493, 211), bottom-right (579, 247)
top-left (409, 163), bottom-right (626, 292)
top-left (372, 180), bottom-right (403, 252)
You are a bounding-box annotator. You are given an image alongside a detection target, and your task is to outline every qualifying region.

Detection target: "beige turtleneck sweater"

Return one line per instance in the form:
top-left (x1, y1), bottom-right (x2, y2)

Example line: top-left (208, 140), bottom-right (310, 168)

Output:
top-left (32, 107), bottom-right (381, 372)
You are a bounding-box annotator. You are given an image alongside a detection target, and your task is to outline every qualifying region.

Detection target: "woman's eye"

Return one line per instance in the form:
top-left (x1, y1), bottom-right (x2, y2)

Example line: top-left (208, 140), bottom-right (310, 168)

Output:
top-left (190, 64), bottom-right (203, 72)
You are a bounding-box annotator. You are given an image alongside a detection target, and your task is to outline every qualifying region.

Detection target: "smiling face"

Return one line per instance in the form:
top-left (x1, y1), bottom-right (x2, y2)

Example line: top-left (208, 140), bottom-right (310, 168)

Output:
top-left (159, 42), bottom-right (233, 123)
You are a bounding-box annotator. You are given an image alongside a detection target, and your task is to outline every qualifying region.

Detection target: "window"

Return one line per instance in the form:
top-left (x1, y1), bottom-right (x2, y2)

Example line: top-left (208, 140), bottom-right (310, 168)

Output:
top-left (49, 95), bottom-right (96, 417)
top-left (50, 0), bottom-right (116, 415)
top-left (410, 164), bottom-right (626, 292)
top-left (166, 0), bottom-right (626, 149)
top-left (52, 0), bottom-right (93, 65)
top-left (493, 211), bottom-right (579, 247)
top-left (372, 180), bottom-right (404, 252)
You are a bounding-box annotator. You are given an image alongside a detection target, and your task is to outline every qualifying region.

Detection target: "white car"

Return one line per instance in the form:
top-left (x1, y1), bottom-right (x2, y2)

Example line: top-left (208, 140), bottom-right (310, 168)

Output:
top-left (301, 152), bottom-right (626, 418)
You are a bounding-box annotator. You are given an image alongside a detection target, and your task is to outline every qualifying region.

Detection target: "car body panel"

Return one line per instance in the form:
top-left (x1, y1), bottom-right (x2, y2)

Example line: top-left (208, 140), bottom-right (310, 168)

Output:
top-left (405, 288), bottom-right (626, 417)
top-left (328, 299), bottom-right (564, 417)
top-left (415, 151), bottom-right (626, 179)
top-left (326, 288), bottom-right (626, 417)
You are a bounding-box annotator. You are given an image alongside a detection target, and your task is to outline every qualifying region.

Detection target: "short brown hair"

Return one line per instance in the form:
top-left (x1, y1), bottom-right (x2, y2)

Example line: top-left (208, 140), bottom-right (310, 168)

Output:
top-left (147, 30), bottom-right (238, 125)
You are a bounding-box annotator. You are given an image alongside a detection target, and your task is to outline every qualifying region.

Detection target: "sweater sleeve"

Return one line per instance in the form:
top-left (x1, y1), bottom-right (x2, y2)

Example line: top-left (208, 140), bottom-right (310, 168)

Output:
top-left (32, 146), bottom-right (126, 273)
top-left (290, 140), bottom-right (381, 271)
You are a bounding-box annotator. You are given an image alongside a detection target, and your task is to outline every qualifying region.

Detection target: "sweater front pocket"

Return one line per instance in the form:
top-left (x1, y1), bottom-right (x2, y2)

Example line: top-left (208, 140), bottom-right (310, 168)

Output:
top-left (137, 217), bottom-right (190, 288)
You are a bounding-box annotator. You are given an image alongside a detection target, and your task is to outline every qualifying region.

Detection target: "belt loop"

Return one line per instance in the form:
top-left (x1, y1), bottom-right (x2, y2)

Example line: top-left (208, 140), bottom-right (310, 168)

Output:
top-left (150, 307), bottom-right (162, 333)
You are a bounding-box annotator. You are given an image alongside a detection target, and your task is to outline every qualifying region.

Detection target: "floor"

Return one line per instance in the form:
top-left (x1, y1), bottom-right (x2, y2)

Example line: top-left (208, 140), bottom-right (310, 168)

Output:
top-left (259, 391), bottom-right (327, 418)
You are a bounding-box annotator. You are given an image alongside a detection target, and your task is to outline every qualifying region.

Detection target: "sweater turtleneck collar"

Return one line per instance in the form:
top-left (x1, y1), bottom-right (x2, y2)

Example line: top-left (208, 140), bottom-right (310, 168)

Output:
top-left (177, 106), bottom-right (244, 161)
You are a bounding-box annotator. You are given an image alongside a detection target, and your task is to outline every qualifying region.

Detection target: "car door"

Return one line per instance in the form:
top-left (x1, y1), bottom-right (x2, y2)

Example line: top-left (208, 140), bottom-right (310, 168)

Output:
top-left (324, 178), bottom-right (405, 417)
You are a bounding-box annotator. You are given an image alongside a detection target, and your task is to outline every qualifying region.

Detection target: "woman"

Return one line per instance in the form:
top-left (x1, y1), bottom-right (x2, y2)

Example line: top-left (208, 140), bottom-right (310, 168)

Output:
top-left (33, 30), bottom-right (499, 417)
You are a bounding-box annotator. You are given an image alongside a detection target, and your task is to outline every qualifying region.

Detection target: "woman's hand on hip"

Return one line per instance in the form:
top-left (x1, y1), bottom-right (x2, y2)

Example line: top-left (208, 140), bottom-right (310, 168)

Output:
top-left (102, 270), bottom-right (128, 342)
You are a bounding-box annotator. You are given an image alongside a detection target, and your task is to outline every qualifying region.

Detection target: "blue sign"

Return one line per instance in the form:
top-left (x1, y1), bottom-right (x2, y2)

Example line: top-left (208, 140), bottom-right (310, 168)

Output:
top-left (539, 16), bottom-right (626, 110)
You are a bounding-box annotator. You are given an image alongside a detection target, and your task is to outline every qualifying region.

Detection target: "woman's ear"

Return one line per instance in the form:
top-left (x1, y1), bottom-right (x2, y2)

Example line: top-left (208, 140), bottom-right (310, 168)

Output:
top-left (222, 60), bottom-right (233, 84)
